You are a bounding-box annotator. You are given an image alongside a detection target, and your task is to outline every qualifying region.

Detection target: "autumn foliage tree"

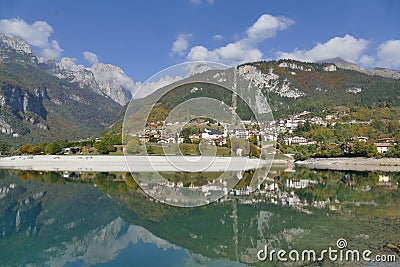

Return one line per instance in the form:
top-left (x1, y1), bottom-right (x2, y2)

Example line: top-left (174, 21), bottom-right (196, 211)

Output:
top-left (20, 144), bottom-right (31, 154)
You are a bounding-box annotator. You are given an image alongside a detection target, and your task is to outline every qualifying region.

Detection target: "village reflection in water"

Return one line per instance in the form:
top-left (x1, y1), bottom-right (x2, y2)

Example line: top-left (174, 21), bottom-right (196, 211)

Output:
top-left (36, 162), bottom-right (400, 214)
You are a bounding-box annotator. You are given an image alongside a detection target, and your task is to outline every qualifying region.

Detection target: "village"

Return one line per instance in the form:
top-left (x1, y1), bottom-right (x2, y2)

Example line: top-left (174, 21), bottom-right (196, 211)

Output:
top-left (128, 108), bottom-right (398, 158)
top-left (275, 110), bottom-right (397, 154)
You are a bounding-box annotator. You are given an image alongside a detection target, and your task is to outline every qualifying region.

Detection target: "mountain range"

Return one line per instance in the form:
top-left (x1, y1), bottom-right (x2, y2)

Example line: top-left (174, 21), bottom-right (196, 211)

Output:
top-left (321, 57), bottom-right (400, 79)
top-left (123, 58), bottom-right (400, 132)
top-left (0, 33), bottom-right (125, 146)
top-left (1, 31), bottom-right (400, 146)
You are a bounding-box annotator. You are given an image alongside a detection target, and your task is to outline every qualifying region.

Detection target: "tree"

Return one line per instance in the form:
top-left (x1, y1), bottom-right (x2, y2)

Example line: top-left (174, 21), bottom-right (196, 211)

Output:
top-left (82, 146), bottom-right (89, 155)
top-left (109, 134), bottom-right (122, 145)
top-left (365, 143), bottom-right (377, 157)
top-left (146, 145), bottom-right (154, 154)
top-left (39, 143), bottom-right (47, 153)
top-left (45, 142), bottom-right (62, 154)
top-left (249, 143), bottom-right (260, 158)
top-left (21, 144), bottom-right (31, 154)
top-left (27, 144), bottom-right (42, 155)
top-left (353, 141), bottom-right (366, 156)
top-left (45, 143), bottom-right (54, 154)
top-left (249, 135), bottom-right (258, 146)
top-left (94, 140), bottom-right (110, 154)
top-left (93, 134), bottom-right (118, 154)
top-left (0, 141), bottom-right (9, 155)
top-left (183, 134), bottom-right (191, 144)
top-left (225, 139), bottom-right (231, 148)
top-left (126, 137), bottom-right (143, 155)
top-left (352, 141), bottom-right (377, 157)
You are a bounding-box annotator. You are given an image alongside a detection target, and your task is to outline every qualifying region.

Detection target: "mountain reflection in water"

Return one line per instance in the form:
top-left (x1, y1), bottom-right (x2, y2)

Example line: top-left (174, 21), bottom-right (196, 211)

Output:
top-left (0, 169), bottom-right (399, 266)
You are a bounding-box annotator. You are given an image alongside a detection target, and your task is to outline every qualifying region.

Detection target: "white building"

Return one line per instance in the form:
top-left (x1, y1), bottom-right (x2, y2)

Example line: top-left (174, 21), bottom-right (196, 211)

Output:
top-left (375, 143), bottom-right (391, 153)
top-left (233, 129), bottom-right (249, 139)
top-left (286, 179), bottom-right (317, 189)
top-left (283, 136), bottom-right (308, 145)
top-left (202, 128), bottom-right (223, 140)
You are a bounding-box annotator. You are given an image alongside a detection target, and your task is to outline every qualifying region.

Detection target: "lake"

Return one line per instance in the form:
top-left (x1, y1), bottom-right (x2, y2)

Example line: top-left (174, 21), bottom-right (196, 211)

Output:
top-left (0, 168), bottom-right (399, 266)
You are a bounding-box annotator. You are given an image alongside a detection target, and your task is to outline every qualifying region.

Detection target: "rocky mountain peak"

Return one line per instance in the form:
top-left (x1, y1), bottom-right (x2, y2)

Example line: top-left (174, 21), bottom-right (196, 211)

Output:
top-left (0, 32), bottom-right (135, 106)
top-left (0, 33), bottom-right (32, 54)
top-left (90, 63), bottom-right (134, 105)
top-left (57, 57), bottom-right (84, 72)
top-left (321, 57), bottom-right (400, 79)
top-left (50, 57), bottom-right (100, 97)
top-left (49, 58), bottom-right (134, 106)
top-left (0, 32), bottom-right (37, 64)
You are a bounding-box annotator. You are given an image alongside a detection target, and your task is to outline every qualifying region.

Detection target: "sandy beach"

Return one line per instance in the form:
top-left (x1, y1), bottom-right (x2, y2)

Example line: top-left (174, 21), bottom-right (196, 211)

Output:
top-left (0, 155), bottom-right (274, 172)
top-left (296, 157), bottom-right (400, 172)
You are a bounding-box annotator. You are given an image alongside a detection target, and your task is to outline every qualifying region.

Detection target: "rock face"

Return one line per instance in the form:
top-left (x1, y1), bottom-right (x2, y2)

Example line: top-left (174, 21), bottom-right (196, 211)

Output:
top-left (1, 32), bottom-right (135, 106)
top-left (322, 57), bottom-right (400, 79)
top-left (0, 32), bottom-right (122, 144)
top-left (3, 87), bottom-right (48, 119)
top-left (0, 85), bottom-right (49, 136)
top-left (0, 33), bottom-right (32, 54)
top-left (52, 58), bottom-right (99, 93)
top-left (90, 63), bottom-right (135, 105)
top-left (238, 64), bottom-right (306, 98)
top-left (0, 33), bottom-right (37, 64)
top-left (50, 58), bottom-right (134, 106)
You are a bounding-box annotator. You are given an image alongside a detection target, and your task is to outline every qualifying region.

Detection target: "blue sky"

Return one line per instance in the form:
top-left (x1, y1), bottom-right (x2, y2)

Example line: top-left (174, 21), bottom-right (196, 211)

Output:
top-left (0, 0), bottom-right (399, 82)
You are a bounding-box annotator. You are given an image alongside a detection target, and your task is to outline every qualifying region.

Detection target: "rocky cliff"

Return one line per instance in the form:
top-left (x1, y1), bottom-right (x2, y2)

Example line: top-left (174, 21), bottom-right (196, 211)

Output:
top-left (0, 33), bottom-right (122, 145)
top-left (50, 58), bottom-right (135, 105)
top-left (1, 32), bottom-right (135, 106)
top-left (0, 33), bottom-right (37, 64)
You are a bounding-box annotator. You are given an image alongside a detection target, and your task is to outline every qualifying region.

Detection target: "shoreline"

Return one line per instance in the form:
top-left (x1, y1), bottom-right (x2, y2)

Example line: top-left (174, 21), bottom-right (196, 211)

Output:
top-left (296, 157), bottom-right (400, 172)
top-left (3, 155), bottom-right (400, 172)
top-left (0, 155), bottom-right (285, 173)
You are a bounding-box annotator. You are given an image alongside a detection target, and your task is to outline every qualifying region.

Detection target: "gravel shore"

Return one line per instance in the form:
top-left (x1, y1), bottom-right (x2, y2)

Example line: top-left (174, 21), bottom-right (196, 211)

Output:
top-left (296, 157), bottom-right (400, 172)
top-left (0, 155), bottom-right (272, 172)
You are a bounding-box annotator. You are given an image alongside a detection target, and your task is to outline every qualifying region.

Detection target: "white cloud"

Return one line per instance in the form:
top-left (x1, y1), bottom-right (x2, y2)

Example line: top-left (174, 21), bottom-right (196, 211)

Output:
top-left (185, 13), bottom-right (293, 65)
top-left (0, 18), bottom-right (62, 59)
top-left (277, 34), bottom-right (369, 63)
top-left (0, 19), bottom-right (52, 47)
top-left (206, 0), bottom-right (214, 4)
top-left (83, 51), bottom-right (99, 65)
top-left (213, 34), bottom-right (223, 41)
top-left (359, 54), bottom-right (375, 67)
top-left (187, 41), bottom-right (263, 65)
top-left (187, 46), bottom-right (219, 61)
top-left (377, 40), bottom-right (400, 68)
top-left (37, 40), bottom-right (63, 59)
top-left (217, 40), bottom-right (263, 62)
top-left (171, 33), bottom-right (192, 56)
top-left (246, 14), bottom-right (294, 42)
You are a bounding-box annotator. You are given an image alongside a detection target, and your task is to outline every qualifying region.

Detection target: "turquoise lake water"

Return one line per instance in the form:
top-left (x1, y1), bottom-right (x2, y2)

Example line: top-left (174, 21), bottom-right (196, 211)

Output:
top-left (0, 169), bottom-right (399, 266)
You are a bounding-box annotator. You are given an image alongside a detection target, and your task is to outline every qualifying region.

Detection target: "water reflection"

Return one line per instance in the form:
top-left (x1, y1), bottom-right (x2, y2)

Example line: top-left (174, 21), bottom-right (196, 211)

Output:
top-left (0, 168), bottom-right (399, 266)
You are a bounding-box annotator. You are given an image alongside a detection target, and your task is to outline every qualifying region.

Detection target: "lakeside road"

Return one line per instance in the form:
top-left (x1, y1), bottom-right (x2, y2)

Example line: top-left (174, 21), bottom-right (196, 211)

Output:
top-left (296, 157), bottom-right (400, 172)
top-left (0, 155), bottom-right (286, 172)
